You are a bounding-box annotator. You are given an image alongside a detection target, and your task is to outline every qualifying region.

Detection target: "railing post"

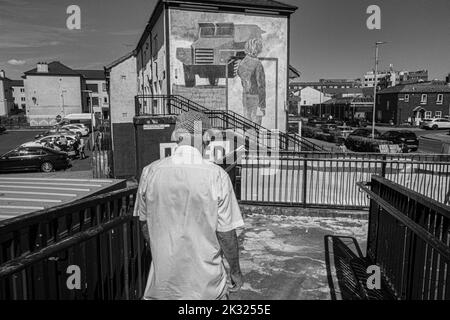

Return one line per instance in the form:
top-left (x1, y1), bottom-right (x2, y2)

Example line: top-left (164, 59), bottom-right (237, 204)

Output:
top-left (302, 154), bottom-right (308, 208)
top-left (381, 154), bottom-right (387, 177)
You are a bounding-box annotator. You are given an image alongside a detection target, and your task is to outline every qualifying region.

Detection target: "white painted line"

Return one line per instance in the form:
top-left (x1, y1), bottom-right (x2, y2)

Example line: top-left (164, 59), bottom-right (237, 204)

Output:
top-left (4, 181), bottom-right (103, 187)
top-left (0, 198), bottom-right (62, 203)
top-left (0, 205), bottom-right (45, 210)
top-left (0, 190), bottom-right (77, 197)
top-left (0, 177), bottom-right (113, 183)
top-left (0, 215), bottom-right (18, 219)
top-left (0, 185), bottom-right (90, 192)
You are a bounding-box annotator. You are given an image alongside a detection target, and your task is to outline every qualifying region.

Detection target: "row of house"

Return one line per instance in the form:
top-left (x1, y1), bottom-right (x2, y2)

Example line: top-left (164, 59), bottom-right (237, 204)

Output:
top-left (0, 62), bottom-right (109, 126)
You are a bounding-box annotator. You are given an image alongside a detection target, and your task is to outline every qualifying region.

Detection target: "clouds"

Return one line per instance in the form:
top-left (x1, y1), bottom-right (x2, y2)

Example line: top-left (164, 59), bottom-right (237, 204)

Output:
top-left (7, 59), bottom-right (26, 66)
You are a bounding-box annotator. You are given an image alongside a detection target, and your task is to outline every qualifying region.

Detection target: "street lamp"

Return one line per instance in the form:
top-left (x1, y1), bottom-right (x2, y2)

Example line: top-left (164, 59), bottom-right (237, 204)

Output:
top-left (81, 89), bottom-right (95, 148)
top-left (372, 41), bottom-right (387, 138)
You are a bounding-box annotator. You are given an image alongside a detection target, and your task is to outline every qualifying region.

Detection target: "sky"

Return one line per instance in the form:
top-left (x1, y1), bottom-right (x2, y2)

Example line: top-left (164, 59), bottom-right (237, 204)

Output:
top-left (1, 0), bottom-right (449, 81)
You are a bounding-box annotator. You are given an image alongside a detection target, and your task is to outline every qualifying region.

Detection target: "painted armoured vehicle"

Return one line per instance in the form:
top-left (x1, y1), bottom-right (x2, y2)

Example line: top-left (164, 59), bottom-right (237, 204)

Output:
top-left (176, 22), bottom-right (264, 87)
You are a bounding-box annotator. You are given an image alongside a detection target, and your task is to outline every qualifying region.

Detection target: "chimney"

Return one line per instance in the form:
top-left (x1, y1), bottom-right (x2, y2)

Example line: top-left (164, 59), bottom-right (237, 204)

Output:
top-left (37, 62), bottom-right (49, 73)
top-left (0, 70), bottom-right (5, 78)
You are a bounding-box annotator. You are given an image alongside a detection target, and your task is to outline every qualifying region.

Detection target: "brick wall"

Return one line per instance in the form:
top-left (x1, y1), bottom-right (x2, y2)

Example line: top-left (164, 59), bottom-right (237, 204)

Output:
top-left (173, 85), bottom-right (226, 110)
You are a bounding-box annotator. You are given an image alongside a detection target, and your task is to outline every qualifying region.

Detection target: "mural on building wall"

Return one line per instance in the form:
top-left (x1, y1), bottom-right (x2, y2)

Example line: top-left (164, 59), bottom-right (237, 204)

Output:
top-left (170, 10), bottom-right (288, 130)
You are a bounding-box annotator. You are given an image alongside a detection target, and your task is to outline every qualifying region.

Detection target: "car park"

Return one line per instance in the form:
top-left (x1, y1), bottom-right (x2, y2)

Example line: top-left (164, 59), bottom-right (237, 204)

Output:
top-left (378, 130), bottom-right (419, 153)
top-left (0, 146), bottom-right (71, 173)
top-left (421, 118), bottom-right (450, 130)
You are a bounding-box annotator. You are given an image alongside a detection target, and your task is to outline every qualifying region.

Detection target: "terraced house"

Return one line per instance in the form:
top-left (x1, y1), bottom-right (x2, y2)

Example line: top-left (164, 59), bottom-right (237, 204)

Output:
top-left (376, 80), bottom-right (450, 125)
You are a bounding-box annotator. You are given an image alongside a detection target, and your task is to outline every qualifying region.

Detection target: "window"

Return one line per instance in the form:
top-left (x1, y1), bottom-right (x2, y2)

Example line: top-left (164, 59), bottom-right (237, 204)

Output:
top-left (421, 94), bottom-right (427, 104)
top-left (425, 111), bottom-right (432, 119)
top-left (404, 94), bottom-right (409, 102)
top-left (20, 88), bottom-right (25, 93)
top-left (19, 148), bottom-right (42, 156)
top-left (437, 94), bottom-right (443, 104)
top-left (21, 97), bottom-right (25, 102)
top-left (103, 97), bottom-right (108, 104)
top-left (102, 83), bottom-right (107, 92)
top-left (387, 101), bottom-right (390, 111)
top-left (92, 97), bottom-right (99, 107)
top-left (436, 111), bottom-right (442, 118)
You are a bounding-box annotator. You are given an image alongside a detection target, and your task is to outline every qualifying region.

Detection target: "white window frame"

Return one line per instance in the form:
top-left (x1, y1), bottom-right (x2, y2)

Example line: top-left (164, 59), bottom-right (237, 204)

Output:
top-left (421, 94), bottom-right (427, 104)
top-left (437, 94), bottom-right (443, 105)
top-left (424, 111), bottom-right (432, 119)
top-left (435, 111), bottom-right (442, 118)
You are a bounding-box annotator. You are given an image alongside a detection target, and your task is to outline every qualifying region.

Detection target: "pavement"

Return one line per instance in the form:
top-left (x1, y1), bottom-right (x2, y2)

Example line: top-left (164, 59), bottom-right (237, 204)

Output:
top-left (231, 213), bottom-right (367, 300)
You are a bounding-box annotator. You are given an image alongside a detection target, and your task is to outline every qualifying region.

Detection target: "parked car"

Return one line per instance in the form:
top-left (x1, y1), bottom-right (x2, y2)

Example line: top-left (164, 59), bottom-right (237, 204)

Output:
top-left (421, 118), bottom-right (450, 130)
top-left (307, 117), bottom-right (328, 127)
top-left (22, 135), bottom-right (78, 157)
top-left (61, 124), bottom-right (89, 136)
top-left (0, 146), bottom-right (70, 173)
top-left (320, 124), bottom-right (338, 134)
top-left (331, 126), bottom-right (354, 144)
top-left (346, 119), bottom-right (370, 128)
top-left (35, 128), bottom-right (74, 139)
top-left (0, 125), bottom-right (6, 134)
top-left (378, 130), bottom-right (419, 153)
top-left (348, 128), bottom-right (380, 138)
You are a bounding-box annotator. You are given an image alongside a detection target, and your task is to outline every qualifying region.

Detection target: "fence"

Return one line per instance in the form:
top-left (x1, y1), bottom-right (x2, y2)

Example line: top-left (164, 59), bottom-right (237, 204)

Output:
top-left (358, 176), bottom-right (450, 299)
top-left (228, 151), bottom-right (450, 209)
top-left (0, 187), bottom-right (150, 300)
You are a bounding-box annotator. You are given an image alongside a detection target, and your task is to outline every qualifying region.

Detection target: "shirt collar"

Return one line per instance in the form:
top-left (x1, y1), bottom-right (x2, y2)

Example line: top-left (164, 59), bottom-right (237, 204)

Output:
top-left (173, 145), bottom-right (204, 164)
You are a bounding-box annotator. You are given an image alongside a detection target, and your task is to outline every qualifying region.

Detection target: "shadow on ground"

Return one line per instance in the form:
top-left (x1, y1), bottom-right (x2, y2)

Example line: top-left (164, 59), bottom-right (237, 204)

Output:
top-left (231, 213), bottom-right (367, 300)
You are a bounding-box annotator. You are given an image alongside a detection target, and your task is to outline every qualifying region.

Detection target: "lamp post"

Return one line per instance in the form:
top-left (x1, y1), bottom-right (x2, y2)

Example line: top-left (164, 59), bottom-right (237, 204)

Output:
top-left (372, 41), bottom-right (387, 138)
top-left (82, 89), bottom-right (95, 148)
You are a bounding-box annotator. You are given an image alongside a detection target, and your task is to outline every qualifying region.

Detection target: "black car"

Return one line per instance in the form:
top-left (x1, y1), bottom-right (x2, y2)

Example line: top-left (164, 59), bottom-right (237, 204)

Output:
top-left (379, 130), bottom-right (419, 152)
top-left (348, 128), bottom-right (380, 138)
top-left (0, 146), bottom-right (70, 173)
top-left (0, 125), bottom-right (6, 134)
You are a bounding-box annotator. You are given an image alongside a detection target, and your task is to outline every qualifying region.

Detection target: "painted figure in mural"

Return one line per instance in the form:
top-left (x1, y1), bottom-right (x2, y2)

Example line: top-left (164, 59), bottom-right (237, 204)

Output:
top-left (237, 38), bottom-right (266, 126)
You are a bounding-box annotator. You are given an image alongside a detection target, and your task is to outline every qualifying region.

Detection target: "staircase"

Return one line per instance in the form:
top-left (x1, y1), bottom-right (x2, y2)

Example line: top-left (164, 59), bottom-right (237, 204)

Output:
top-left (135, 94), bottom-right (324, 152)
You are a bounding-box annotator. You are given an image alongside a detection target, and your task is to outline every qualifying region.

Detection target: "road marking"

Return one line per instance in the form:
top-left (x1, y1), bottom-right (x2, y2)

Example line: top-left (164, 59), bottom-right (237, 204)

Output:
top-left (0, 197), bottom-right (62, 203)
top-left (0, 215), bottom-right (18, 219)
top-left (0, 205), bottom-right (45, 210)
top-left (2, 181), bottom-right (103, 187)
top-left (0, 185), bottom-right (90, 192)
top-left (0, 177), bottom-right (114, 183)
top-left (0, 190), bottom-right (77, 197)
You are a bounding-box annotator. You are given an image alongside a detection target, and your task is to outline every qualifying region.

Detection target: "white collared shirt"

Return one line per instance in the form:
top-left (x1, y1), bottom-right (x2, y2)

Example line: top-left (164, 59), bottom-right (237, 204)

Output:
top-left (134, 145), bottom-right (244, 300)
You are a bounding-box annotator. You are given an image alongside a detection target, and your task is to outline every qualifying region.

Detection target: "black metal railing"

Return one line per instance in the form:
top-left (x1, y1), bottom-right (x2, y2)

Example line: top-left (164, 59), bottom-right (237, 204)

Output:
top-left (0, 187), bottom-right (150, 300)
top-left (358, 176), bottom-right (450, 300)
top-left (135, 94), bottom-right (324, 152)
top-left (227, 151), bottom-right (450, 209)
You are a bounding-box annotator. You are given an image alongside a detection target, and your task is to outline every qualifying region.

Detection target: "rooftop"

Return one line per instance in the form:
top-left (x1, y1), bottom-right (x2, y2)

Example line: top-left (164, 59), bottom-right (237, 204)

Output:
top-left (165, 0), bottom-right (297, 12)
top-left (24, 61), bottom-right (105, 80)
top-left (379, 81), bottom-right (450, 94)
top-left (10, 80), bottom-right (24, 87)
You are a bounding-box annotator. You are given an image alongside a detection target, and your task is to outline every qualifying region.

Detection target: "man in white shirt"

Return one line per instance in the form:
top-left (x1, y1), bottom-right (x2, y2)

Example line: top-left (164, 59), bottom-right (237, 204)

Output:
top-left (134, 110), bottom-right (244, 300)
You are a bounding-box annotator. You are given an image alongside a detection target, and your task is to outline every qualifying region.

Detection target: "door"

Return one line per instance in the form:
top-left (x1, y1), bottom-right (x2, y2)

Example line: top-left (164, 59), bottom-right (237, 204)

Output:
top-left (0, 150), bottom-right (22, 171)
top-left (18, 147), bottom-right (43, 170)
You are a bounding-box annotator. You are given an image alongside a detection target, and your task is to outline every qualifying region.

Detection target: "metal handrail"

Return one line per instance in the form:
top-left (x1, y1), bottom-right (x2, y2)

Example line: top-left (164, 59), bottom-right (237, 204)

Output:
top-left (135, 94), bottom-right (324, 151)
top-left (357, 180), bottom-right (450, 260)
